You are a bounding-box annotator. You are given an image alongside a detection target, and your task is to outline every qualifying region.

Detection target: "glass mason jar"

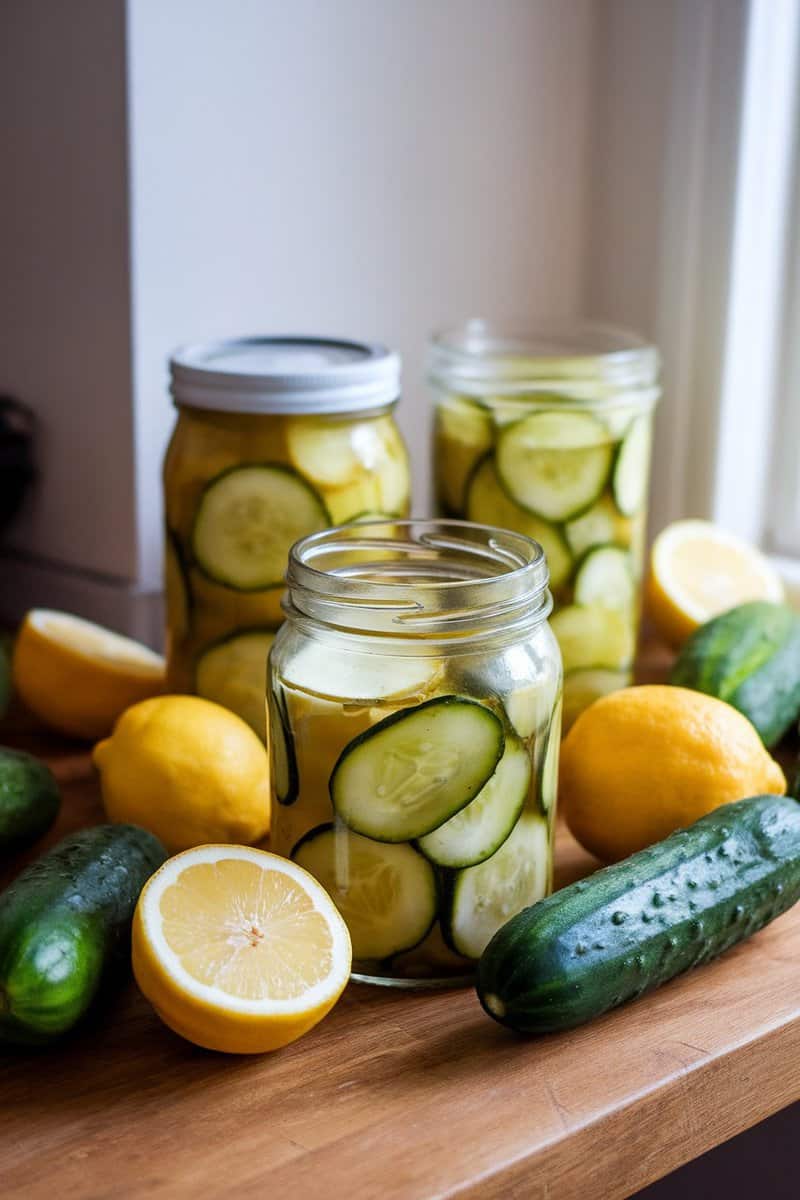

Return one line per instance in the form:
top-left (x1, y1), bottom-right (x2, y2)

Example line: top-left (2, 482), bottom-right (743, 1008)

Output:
top-left (268, 518), bottom-right (562, 987)
top-left (163, 337), bottom-right (410, 739)
top-left (429, 320), bottom-right (660, 730)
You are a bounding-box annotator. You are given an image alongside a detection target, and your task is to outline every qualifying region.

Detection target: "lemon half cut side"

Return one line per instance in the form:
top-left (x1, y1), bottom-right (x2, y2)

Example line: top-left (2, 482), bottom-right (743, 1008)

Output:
top-left (132, 845), bottom-right (352, 1054)
top-left (647, 520), bottom-right (785, 646)
top-left (13, 608), bottom-right (165, 739)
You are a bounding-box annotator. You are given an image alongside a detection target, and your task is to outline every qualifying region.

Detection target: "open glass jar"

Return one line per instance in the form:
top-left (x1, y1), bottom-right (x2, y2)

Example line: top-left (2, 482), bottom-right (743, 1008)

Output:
top-left (163, 337), bottom-right (409, 738)
top-left (429, 320), bottom-right (660, 729)
top-left (268, 519), bottom-right (562, 987)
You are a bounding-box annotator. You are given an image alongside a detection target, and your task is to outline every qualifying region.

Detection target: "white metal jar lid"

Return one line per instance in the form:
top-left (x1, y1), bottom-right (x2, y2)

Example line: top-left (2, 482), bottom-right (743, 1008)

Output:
top-left (169, 336), bottom-right (402, 415)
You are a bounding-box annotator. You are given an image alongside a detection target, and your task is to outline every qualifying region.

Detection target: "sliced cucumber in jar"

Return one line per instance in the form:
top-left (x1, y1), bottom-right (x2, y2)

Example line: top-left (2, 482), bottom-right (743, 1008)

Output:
top-left (495, 411), bottom-right (613, 522)
top-left (195, 629), bottom-right (275, 740)
top-left (292, 824), bottom-right (437, 960)
top-left (376, 422), bottom-right (411, 515)
top-left (466, 457), bottom-right (572, 589)
top-left (613, 414), bottom-right (651, 516)
top-left (281, 641), bottom-right (442, 702)
top-left (539, 696), bottom-right (561, 813)
top-left (325, 476), bottom-right (383, 524)
top-left (573, 545), bottom-right (636, 613)
top-left (418, 733), bottom-right (531, 868)
top-left (562, 667), bottom-right (629, 730)
top-left (435, 395), bottom-right (494, 513)
top-left (444, 811), bottom-right (550, 959)
top-left (565, 494), bottom-right (633, 559)
top-left (192, 464), bottom-right (329, 591)
top-left (331, 696), bottom-right (505, 842)
top-left (268, 687), bottom-right (298, 805)
top-left (550, 604), bottom-right (635, 673)
top-left (165, 529), bottom-right (191, 641)
top-left (286, 417), bottom-right (369, 487)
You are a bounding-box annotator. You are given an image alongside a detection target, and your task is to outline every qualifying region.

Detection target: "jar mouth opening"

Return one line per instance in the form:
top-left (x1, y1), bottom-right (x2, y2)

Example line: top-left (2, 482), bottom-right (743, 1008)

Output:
top-left (285, 519), bottom-right (551, 639)
top-left (428, 317), bottom-right (660, 401)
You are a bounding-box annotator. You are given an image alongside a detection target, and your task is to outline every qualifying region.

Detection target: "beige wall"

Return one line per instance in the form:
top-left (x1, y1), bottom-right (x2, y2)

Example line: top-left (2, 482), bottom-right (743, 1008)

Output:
top-left (0, 0), bottom-right (137, 580)
top-left (126, 0), bottom-right (596, 586)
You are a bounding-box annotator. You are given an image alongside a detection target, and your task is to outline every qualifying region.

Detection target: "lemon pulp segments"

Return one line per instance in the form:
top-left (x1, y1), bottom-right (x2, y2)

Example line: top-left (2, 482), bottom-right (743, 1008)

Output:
top-left (134, 846), bottom-right (352, 1053)
top-left (159, 857), bottom-right (335, 1001)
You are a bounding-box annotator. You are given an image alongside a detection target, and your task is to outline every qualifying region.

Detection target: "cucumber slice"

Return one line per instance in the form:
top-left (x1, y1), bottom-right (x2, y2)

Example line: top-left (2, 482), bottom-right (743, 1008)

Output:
top-left (286, 417), bottom-right (368, 487)
top-left (574, 545), bottom-right (636, 613)
top-left (268, 688), bottom-right (298, 805)
top-left (331, 696), bottom-right (504, 842)
top-left (418, 733), bottom-right (531, 868)
top-left (445, 811), bottom-right (550, 959)
top-left (165, 530), bottom-right (191, 641)
top-left (292, 824), bottom-right (437, 959)
top-left (281, 641), bottom-right (442, 702)
top-left (613, 415), bottom-right (651, 516)
top-left (466, 458), bottom-right (572, 589)
top-left (192, 464), bottom-right (329, 590)
top-left (195, 629), bottom-right (275, 739)
top-left (562, 667), bottom-right (628, 730)
top-left (189, 571), bottom-right (285, 641)
top-left (504, 682), bottom-right (551, 741)
top-left (539, 696), bottom-right (561, 813)
top-left (565, 494), bottom-right (633, 559)
top-left (550, 604), bottom-right (635, 673)
top-left (435, 395), bottom-right (494, 513)
top-left (376, 424), bottom-right (411, 515)
top-left (496, 411), bottom-right (613, 522)
top-left (325, 476), bottom-right (383, 524)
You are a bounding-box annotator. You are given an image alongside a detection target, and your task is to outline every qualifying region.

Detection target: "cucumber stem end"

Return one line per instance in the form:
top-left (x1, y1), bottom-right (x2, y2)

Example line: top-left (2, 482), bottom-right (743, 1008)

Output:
top-left (483, 992), bottom-right (506, 1019)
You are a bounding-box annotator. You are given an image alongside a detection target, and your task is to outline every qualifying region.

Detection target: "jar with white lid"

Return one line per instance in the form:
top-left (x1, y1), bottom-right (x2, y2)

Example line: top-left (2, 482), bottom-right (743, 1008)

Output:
top-left (269, 518), bottom-right (562, 987)
top-left (163, 336), bottom-right (410, 738)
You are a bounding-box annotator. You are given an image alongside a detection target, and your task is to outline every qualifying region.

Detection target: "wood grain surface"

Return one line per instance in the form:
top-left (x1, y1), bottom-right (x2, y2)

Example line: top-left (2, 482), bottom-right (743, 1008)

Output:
top-left (2, 641), bottom-right (800, 1200)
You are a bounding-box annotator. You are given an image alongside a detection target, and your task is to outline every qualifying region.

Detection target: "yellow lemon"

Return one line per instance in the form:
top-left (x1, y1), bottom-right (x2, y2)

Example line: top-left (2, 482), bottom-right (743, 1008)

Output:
top-left (93, 695), bottom-right (270, 852)
top-left (132, 844), bottom-right (351, 1053)
top-left (647, 520), bottom-right (784, 646)
top-left (561, 685), bottom-right (786, 862)
top-left (13, 609), bottom-right (165, 739)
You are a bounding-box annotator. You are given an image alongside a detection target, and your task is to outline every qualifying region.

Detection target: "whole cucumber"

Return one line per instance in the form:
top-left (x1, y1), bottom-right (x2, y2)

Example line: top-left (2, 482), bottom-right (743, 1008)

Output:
top-left (0, 824), bottom-right (166, 1044)
top-left (477, 795), bottom-right (800, 1034)
top-left (670, 601), bottom-right (800, 748)
top-left (0, 748), bottom-right (60, 852)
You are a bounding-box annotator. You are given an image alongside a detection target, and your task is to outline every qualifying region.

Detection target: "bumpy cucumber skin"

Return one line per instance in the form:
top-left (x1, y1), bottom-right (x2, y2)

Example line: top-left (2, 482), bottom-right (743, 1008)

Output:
top-left (0, 748), bottom-right (60, 852)
top-left (0, 824), bottom-right (166, 1044)
top-left (477, 795), bottom-right (800, 1034)
top-left (670, 602), bottom-right (800, 748)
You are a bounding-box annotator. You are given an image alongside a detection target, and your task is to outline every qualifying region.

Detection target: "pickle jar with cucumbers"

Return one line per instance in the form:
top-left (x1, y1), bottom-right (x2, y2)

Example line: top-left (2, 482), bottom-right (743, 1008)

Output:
top-left (429, 320), bottom-right (661, 729)
top-left (268, 519), bottom-right (562, 986)
top-left (163, 337), bottom-right (410, 737)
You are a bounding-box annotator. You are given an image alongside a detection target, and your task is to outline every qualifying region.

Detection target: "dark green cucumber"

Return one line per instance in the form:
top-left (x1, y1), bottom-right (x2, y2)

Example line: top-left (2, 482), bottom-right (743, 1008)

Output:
top-left (0, 824), bottom-right (166, 1044)
top-left (0, 748), bottom-right (60, 852)
top-left (670, 601), bottom-right (800, 748)
top-left (477, 794), bottom-right (800, 1034)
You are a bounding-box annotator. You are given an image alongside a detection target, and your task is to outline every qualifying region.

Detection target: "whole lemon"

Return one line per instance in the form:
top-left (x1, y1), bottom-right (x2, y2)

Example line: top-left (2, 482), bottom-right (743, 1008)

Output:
top-left (561, 685), bottom-right (786, 862)
top-left (93, 695), bottom-right (270, 852)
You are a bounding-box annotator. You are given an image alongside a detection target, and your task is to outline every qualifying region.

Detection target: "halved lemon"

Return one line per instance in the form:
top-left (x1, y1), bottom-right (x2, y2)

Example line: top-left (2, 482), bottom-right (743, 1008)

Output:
top-left (647, 520), bottom-right (785, 646)
top-left (13, 609), bottom-right (165, 739)
top-left (132, 845), bottom-right (351, 1053)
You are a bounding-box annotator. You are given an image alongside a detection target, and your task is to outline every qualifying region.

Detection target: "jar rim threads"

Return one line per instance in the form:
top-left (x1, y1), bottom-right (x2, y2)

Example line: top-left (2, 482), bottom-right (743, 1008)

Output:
top-left (285, 518), bottom-right (552, 643)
